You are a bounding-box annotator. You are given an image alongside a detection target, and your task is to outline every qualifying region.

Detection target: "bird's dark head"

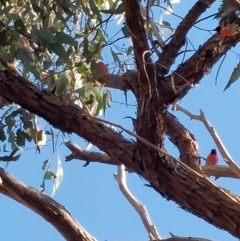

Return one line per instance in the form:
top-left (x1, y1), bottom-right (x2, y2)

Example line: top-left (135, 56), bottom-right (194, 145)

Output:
top-left (211, 149), bottom-right (217, 154)
top-left (215, 26), bottom-right (221, 33)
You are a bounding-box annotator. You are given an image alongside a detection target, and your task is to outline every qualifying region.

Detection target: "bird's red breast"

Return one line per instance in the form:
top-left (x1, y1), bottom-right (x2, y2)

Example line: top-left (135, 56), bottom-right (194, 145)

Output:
top-left (219, 27), bottom-right (235, 36)
top-left (206, 149), bottom-right (219, 166)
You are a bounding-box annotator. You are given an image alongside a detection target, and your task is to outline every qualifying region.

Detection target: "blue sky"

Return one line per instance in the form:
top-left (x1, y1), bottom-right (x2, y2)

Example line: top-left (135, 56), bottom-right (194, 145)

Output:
top-left (1, 1), bottom-right (240, 241)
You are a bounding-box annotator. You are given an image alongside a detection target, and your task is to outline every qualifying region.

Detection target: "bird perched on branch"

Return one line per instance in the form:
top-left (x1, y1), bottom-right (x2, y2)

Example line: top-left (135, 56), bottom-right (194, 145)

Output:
top-left (205, 149), bottom-right (219, 166)
top-left (215, 0), bottom-right (240, 36)
top-left (215, 15), bottom-right (240, 36)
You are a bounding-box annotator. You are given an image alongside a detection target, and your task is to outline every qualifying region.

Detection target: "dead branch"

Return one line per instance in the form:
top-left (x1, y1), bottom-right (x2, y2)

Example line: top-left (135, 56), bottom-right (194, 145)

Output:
top-left (176, 104), bottom-right (240, 178)
top-left (0, 167), bottom-right (97, 241)
top-left (202, 165), bottom-right (240, 179)
top-left (64, 141), bottom-right (116, 165)
top-left (114, 165), bottom-right (161, 240)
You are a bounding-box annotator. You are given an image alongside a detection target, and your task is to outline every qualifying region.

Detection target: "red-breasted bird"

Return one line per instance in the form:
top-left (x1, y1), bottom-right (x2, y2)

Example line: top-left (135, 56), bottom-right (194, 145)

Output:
top-left (205, 149), bottom-right (219, 166)
top-left (215, 23), bottom-right (240, 36)
top-left (215, 13), bottom-right (240, 37)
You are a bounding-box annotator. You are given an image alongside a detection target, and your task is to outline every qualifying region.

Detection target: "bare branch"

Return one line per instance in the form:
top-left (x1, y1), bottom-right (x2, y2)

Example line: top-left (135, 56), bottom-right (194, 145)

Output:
top-left (176, 104), bottom-right (240, 178)
top-left (0, 168), bottom-right (97, 241)
top-left (157, 0), bottom-right (216, 75)
top-left (114, 165), bottom-right (161, 240)
top-left (202, 165), bottom-right (240, 179)
top-left (64, 141), bottom-right (238, 179)
top-left (64, 141), bottom-right (116, 165)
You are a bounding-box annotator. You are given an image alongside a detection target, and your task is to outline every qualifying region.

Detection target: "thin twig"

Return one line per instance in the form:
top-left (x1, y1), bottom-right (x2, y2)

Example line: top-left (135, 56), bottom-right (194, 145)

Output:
top-left (114, 165), bottom-right (161, 240)
top-left (140, 3), bottom-right (164, 45)
top-left (176, 104), bottom-right (240, 178)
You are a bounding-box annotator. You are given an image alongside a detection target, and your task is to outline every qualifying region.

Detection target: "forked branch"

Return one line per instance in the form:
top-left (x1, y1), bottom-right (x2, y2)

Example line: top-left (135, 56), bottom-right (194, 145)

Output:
top-left (176, 104), bottom-right (240, 178)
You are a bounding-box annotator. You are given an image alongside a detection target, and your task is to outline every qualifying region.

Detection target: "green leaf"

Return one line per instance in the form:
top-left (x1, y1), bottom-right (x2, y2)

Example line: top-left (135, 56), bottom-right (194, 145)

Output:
top-left (0, 147), bottom-right (22, 162)
top-left (40, 180), bottom-right (45, 192)
top-left (16, 129), bottom-right (26, 147)
top-left (0, 32), bottom-right (8, 46)
top-left (0, 62), bottom-right (6, 70)
top-left (77, 64), bottom-right (88, 76)
top-left (39, 27), bottom-right (57, 44)
top-left (121, 24), bottom-right (131, 38)
top-left (55, 72), bottom-right (71, 96)
top-left (52, 156), bottom-right (64, 196)
top-left (44, 170), bottom-right (56, 180)
top-left (14, 48), bottom-right (33, 65)
top-left (106, 90), bottom-right (112, 107)
top-left (7, 13), bottom-right (20, 23)
top-left (0, 126), bottom-right (6, 142)
top-left (8, 31), bottom-right (20, 45)
top-left (42, 159), bottom-right (49, 170)
top-left (110, 48), bottom-right (121, 67)
top-left (0, 51), bottom-right (14, 61)
top-left (50, 127), bottom-right (55, 153)
top-left (48, 42), bottom-right (69, 60)
top-left (43, 60), bottom-right (52, 70)
top-left (84, 82), bottom-right (94, 97)
top-left (224, 63), bottom-right (240, 91)
top-left (14, 19), bottom-right (27, 36)
top-left (55, 32), bottom-right (77, 45)
top-left (32, 3), bottom-right (43, 14)
top-left (162, 21), bottom-right (174, 34)
top-left (100, 4), bottom-right (124, 14)
top-left (89, 0), bottom-right (102, 21)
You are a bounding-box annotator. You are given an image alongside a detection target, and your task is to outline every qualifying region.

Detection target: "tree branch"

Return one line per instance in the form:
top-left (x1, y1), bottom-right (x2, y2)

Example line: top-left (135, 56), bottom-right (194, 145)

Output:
top-left (157, 0), bottom-right (216, 75)
top-left (64, 141), bottom-right (239, 179)
top-left (202, 165), bottom-right (240, 179)
top-left (64, 141), bottom-right (116, 166)
top-left (159, 31), bottom-right (240, 105)
top-left (97, 70), bottom-right (137, 92)
top-left (1, 71), bottom-right (240, 238)
top-left (164, 112), bottom-right (201, 171)
top-left (0, 168), bottom-right (97, 241)
top-left (176, 104), bottom-right (240, 178)
top-left (123, 0), bottom-right (150, 72)
top-left (114, 165), bottom-right (161, 240)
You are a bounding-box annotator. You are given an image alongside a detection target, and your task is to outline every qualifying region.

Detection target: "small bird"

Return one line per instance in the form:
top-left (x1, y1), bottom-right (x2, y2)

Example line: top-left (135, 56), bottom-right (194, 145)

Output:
top-left (215, 14), bottom-right (240, 37)
top-left (215, 23), bottom-right (240, 36)
top-left (205, 149), bottom-right (219, 166)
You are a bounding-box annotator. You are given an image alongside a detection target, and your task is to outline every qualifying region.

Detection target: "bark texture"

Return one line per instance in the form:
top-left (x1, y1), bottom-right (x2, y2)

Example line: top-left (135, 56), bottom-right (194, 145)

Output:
top-left (0, 72), bottom-right (240, 238)
top-left (0, 168), bottom-right (97, 241)
top-left (0, 0), bottom-right (240, 240)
